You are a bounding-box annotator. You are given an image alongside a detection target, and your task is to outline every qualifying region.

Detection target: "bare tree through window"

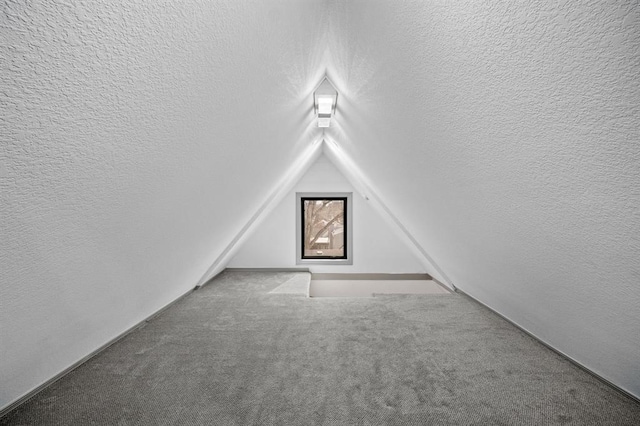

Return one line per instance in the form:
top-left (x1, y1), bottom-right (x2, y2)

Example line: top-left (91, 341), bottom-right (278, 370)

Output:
top-left (301, 198), bottom-right (346, 258)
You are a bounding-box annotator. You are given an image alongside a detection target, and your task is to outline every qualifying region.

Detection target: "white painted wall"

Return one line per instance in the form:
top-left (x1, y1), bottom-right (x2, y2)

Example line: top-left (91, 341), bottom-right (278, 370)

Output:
top-left (325, 1), bottom-right (640, 397)
top-left (0, 0), bottom-right (329, 410)
top-left (2, 0), bottom-right (639, 409)
top-left (228, 154), bottom-right (426, 274)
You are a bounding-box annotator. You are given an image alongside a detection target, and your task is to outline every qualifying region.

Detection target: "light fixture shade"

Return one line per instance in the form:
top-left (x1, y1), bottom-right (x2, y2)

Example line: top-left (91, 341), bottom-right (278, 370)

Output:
top-left (313, 77), bottom-right (338, 128)
top-left (317, 116), bottom-right (331, 128)
top-left (317, 96), bottom-right (333, 114)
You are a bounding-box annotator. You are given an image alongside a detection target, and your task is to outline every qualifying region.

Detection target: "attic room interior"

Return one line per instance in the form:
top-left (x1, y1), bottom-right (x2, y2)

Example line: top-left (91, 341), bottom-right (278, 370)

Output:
top-left (1, 0), bottom-right (639, 424)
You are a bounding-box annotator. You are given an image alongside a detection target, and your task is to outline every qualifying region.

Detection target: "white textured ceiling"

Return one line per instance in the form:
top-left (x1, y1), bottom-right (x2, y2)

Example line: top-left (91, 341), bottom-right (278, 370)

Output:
top-left (1, 0), bottom-right (639, 408)
top-left (322, 0), bottom-right (640, 397)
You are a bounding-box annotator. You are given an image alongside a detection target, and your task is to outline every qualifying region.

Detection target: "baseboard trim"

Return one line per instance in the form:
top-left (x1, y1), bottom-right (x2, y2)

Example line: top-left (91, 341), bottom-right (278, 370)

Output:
top-left (0, 287), bottom-right (196, 418)
top-left (455, 287), bottom-right (640, 405)
top-left (225, 267), bottom-right (311, 273)
top-left (431, 278), bottom-right (455, 293)
top-left (311, 273), bottom-right (432, 281)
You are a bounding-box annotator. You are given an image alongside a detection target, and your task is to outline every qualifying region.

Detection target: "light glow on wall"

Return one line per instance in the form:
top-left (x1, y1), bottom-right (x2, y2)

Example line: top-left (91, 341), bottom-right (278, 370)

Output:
top-left (313, 77), bottom-right (338, 128)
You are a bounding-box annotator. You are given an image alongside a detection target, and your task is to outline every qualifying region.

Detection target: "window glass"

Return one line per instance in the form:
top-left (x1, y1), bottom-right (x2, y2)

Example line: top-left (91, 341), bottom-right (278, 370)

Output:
top-left (301, 198), bottom-right (346, 259)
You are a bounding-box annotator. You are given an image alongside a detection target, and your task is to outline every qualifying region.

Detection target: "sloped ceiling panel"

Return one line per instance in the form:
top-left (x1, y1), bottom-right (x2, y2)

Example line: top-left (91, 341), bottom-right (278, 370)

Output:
top-left (324, 1), bottom-right (640, 396)
top-left (2, 0), bottom-right (639, 410)
top-left (1, 0), bottom-right (330, 409)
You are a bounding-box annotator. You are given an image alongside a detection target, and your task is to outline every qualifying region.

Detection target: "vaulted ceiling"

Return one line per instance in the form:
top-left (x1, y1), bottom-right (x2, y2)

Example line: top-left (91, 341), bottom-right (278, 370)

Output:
top-left (1, 0), bottom-right (639, 408)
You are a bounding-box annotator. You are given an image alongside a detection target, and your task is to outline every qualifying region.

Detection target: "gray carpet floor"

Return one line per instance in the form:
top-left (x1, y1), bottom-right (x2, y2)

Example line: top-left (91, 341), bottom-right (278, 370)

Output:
top-left (2, 271), bottom-right (639, 425)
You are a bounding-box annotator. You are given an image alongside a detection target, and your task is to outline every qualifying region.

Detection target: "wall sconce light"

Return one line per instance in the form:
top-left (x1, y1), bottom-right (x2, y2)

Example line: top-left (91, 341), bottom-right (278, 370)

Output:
top-left (313, 77), bottom-right (338, 128)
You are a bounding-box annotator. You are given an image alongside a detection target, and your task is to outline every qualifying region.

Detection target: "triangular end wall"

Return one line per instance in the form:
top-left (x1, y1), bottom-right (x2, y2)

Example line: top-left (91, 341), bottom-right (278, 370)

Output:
top-left (227, 153), bottom-right (426, 273)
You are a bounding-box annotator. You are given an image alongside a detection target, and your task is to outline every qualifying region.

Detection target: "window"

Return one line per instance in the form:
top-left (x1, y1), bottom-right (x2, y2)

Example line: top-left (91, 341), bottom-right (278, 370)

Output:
top-left (296, 193), bottom-right (352, 265)
top-left (302, 197), bottom-right (346, 259)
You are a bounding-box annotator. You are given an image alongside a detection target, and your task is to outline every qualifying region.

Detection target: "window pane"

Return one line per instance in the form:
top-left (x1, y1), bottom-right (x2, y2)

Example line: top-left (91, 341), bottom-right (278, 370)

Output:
top-left (303, 199), bottom-right (345, 258)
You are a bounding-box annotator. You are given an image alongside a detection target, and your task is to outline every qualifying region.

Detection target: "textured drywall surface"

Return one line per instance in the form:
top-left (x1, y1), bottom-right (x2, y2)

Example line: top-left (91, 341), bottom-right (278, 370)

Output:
top-left (2, 0), bottom-right (639, 410)
top-left (324, 1), bottom-right (640, 397)
top-left (228, 154), bottom-right (426, 273)
top-left (0, 0), bottom-right (328, 409)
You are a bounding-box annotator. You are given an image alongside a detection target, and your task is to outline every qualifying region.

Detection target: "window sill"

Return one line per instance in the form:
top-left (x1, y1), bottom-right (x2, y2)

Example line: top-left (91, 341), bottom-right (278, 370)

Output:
top-left (296, 258), bottom-right (353, 266)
